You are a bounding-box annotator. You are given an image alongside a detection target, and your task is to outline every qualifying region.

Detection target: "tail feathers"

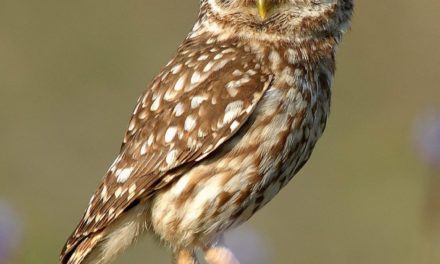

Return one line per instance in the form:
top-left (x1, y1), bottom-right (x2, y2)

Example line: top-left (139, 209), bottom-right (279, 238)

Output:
top-left (61, 232), bottom-right (103, 264)
top-left (61, 205), bottom-right (149, 264)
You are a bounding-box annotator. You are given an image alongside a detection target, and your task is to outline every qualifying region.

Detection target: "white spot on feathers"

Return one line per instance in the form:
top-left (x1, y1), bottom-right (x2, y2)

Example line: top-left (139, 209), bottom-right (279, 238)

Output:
top-left (191, 71), bottom-right (201, 84)
top-left (223, 101), bottom-right (244, 125)
top-left (197, 54), bottom-right (209, 61)
top-left (269, 50), bottom-right (281, 69)
top-left (230, 120), bottom-right (240, 131)
top-left (140, 142), bottom-right (148, 155)
top-left (166, 149), bottom-right (178, 165)
top-left (191, 96), bottom-right (207, 109)
top-left (214, 53), bottom-right (223, 60)
top-left (171, 64), bottom-right (182, 74)
top-left (147, 134), bottom-right (154, 146)
top-left (150, 96), bottom-right (161, 112)
top-left (101, 185), bottom-right (108, 201)
top-left (232, 70), bottom-right (243, 76)
top-left (174, 75), bottom-right (186, 91)
top-left (115, 187), bottom-right (124, 198)
top-left (222, 48), bottom-right (235, 54)
top-left (116, 168), bottom-right (134, 183)
top-left (173, 103), bottom-right (185, 117)
top-left (203, 61), bottom-right (215, 72)
top-left (165, 127), bottom-right (178, 143)
top-left (128, 184), bottom-right (137, 200)
top-left (184, 115), bottom-right (197, 132)
top-left (226, 81), bottom-right (240, 97)
top-left (128, 119), bottom-right (136, 131)
top-left (172, 175), bottom-right (190, 195)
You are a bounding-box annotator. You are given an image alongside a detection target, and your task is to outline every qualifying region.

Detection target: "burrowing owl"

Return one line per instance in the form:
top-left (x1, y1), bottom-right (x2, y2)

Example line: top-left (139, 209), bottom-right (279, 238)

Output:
top-left (60, 0), bottom-right (353, 263)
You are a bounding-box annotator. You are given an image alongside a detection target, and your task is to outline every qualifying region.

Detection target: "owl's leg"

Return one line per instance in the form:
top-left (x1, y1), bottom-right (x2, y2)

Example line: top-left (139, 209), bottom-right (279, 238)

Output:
top-left (173, 246), bottom-right (238, 264)
top-left (202, 237), bottom-right (240, 264)
top-left (173, 249), bottom-right (198, 264)
top-left (204, 246), bottom-right (240, 264)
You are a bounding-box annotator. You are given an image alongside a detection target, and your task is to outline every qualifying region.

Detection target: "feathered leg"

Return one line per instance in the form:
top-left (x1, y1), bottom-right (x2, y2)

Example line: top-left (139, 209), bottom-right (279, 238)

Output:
top-left (203, 239), bottom-right (240, 264)
top-left (173, 249), bottom-right (198, 264)
top-left (173, 237), bottom-right (240, 264)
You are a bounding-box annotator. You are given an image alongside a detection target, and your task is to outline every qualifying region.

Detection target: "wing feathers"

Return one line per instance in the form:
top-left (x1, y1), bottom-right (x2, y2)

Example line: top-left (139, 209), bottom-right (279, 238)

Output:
top-left (61, 36), bottom-right (272, 262)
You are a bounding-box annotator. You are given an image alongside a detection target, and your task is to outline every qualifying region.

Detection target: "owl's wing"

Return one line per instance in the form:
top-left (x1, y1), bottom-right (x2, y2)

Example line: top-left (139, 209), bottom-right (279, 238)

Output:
top-left (61, 39), bottom-right (273, 261)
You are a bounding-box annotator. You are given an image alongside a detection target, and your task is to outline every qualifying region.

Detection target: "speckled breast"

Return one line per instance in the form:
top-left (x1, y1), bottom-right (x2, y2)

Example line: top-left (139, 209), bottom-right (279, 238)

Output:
top-left (226, 58), bottom-right (333, 222)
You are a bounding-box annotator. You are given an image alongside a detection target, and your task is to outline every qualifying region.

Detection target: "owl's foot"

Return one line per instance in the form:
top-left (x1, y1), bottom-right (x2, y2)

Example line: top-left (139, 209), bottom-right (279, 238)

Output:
top-left (173, 246), bottom-right (239, 264)
top-left (204, 246), bottom-right (240, 264)
top-left (173, 249), bottom-right (197, 264)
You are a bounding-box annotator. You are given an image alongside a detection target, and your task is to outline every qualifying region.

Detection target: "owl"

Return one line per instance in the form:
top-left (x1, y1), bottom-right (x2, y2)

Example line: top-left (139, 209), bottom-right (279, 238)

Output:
top-left (60, 0), bottom-right (353, 263)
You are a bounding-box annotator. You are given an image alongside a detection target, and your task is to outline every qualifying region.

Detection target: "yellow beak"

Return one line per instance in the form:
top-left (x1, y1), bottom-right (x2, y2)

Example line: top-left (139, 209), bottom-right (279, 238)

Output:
top-left (257, 0), bottom-right (268, 19)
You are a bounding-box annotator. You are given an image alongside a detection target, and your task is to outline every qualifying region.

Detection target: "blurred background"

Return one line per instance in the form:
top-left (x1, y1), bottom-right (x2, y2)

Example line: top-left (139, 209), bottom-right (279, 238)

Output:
top-left (1, 0), bottom-right (440, 263)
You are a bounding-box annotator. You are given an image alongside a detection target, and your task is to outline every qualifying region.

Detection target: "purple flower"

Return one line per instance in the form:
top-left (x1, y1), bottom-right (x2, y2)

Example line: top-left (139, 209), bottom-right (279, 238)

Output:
top-left (224, 224), bottom-right (271, 264)
top-left (413, 110), bottom-right (440, 169)
top-left (0, 201), bottom-right (21, 264)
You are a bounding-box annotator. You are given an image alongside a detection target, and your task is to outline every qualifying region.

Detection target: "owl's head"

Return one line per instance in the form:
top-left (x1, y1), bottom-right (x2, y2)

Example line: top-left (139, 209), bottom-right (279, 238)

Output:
top-left (200, 0), bottom-right (353, 41)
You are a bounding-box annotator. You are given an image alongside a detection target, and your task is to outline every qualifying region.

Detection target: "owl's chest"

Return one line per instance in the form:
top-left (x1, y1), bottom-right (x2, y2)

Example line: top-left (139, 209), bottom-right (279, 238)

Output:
top-left (241, 65), bottom-right (331, 188)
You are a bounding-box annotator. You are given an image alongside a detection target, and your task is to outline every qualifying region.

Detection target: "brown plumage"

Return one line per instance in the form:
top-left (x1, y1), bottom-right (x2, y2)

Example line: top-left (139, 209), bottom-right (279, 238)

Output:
top-left (61, 0), bottom-right (353, 263)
